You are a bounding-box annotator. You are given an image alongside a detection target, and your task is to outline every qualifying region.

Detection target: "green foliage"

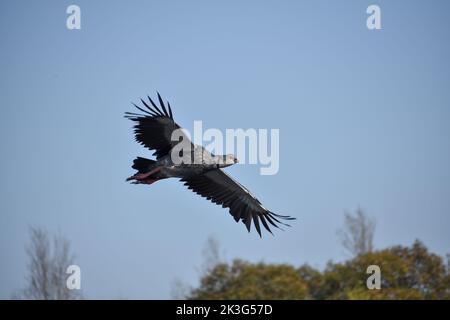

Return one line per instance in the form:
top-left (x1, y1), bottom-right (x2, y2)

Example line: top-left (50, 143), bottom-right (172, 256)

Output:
top-left (190, 259), bottom-right (308, 299)
top-left (188, 240), bottom-right (449, 300)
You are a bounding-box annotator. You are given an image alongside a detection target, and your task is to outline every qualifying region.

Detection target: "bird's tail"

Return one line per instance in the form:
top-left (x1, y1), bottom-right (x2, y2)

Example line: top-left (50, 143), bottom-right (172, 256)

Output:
top-left (131, 157), bottom-right (157, 173)
top-left (126, 157), bottom-right (160, 184)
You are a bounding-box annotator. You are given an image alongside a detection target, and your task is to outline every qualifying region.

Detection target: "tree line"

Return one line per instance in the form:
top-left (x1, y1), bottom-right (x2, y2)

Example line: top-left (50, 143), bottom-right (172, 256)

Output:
top-left (14, 209), bottom-right (449, 299)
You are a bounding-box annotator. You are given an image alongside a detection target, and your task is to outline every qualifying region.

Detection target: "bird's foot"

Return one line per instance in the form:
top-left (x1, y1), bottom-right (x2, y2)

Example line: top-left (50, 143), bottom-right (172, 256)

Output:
top-left (126, 167), bottom-right (162, 183)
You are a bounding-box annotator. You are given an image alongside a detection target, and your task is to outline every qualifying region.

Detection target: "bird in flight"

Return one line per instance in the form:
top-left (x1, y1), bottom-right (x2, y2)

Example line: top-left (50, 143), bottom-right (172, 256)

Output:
top-left (125, 93), bottom-right (295, 236)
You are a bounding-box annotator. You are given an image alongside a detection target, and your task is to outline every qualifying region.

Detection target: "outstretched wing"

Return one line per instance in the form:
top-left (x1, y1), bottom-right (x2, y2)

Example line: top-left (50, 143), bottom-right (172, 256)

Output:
top-left (181, 169), bottom-right (295, 236)
top-left (125, 93), bottom-right (191, 159)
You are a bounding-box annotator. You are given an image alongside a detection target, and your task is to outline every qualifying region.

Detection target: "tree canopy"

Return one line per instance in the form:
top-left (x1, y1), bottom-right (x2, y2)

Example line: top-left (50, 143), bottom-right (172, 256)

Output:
top-left (187, 240), bottom-right (450, 300)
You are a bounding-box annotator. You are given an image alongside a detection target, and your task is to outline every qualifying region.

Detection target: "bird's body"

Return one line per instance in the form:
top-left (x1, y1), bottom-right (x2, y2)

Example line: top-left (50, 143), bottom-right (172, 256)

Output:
top-left (125, 93), bottom-right (295, 236)
top-left (127, 144), bottom-right (234, 182)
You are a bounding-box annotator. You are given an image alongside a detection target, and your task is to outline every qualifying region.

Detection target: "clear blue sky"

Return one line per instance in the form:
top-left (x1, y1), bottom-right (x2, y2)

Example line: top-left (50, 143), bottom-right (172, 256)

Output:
top-left (1, 0), bottom-right (449, 299)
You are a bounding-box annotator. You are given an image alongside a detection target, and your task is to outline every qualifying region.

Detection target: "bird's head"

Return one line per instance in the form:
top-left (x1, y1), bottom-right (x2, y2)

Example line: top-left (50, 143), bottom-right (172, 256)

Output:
top-left (219, 154), bottom-right (239, 168)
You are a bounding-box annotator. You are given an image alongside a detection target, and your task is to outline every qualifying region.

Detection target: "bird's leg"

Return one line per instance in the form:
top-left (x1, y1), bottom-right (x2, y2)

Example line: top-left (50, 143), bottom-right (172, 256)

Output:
top-left (126, 167), bottom-right (162, 183)
top-left (132, 178), bottom-right (158, 185)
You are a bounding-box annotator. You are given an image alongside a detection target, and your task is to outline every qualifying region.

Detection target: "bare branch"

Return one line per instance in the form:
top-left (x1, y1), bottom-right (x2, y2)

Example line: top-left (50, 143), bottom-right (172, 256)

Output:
top-left (337, 208), bottom-right (376, 257)
top-left (20, 227), bottom-right (81, 300)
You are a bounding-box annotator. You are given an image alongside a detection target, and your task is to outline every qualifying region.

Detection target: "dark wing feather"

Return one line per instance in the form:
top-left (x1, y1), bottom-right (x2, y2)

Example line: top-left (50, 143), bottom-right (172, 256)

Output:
top-left (125, 94), bottom-right (192, 159)
top-left (181, 169), bottom-right (295, 237)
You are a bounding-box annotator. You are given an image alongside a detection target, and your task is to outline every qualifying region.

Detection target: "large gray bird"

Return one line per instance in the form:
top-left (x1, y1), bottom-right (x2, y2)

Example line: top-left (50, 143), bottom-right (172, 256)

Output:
top-left (125, 93), bottom-right (295, 236)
